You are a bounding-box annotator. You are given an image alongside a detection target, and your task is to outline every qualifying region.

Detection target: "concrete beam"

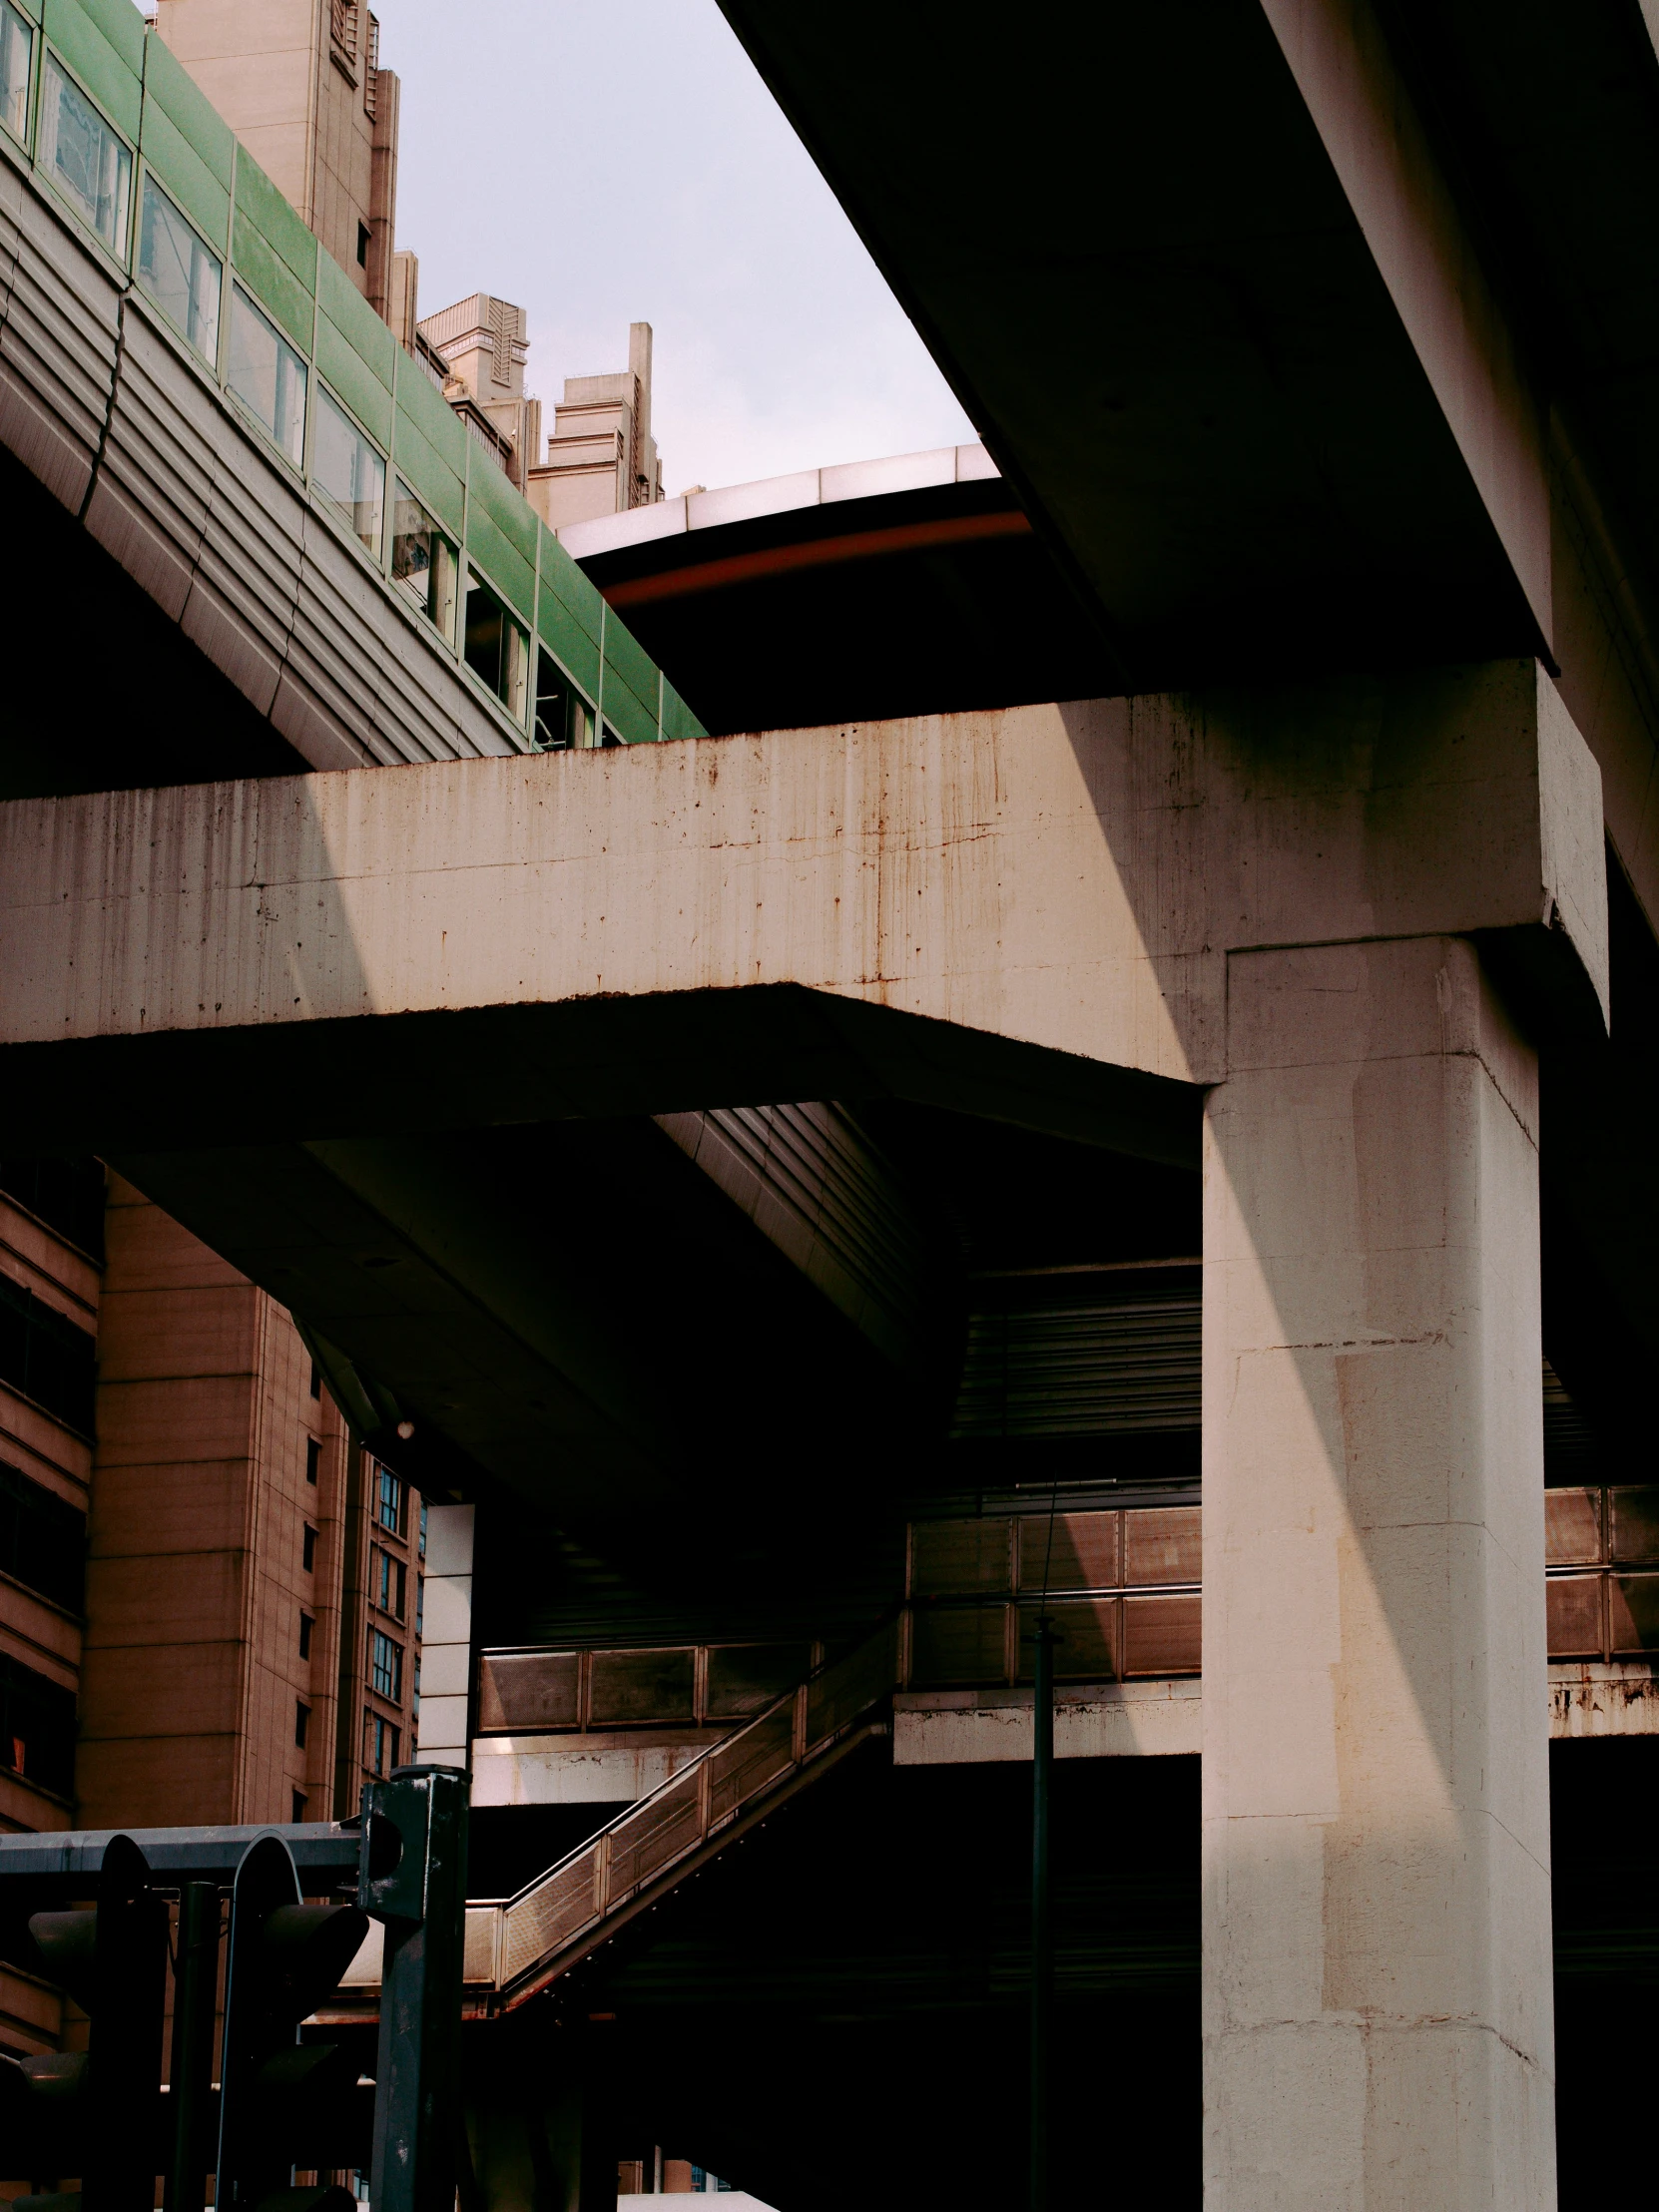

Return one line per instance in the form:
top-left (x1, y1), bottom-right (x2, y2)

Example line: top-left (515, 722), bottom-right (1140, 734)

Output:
top-left (0, 663), bottom-right (1607, 1158)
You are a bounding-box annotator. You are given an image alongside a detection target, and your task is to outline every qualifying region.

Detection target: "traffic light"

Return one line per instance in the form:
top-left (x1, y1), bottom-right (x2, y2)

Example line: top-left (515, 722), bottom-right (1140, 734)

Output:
top-left (215, 1833), bottom-right (370, 2212)
top-left (0, 1831), bottom-right (167, 2212)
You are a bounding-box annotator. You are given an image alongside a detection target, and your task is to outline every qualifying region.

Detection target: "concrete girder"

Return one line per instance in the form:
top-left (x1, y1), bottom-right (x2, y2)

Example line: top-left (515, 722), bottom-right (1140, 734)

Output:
top-left (0, 661), bottom-right (1607, 1156)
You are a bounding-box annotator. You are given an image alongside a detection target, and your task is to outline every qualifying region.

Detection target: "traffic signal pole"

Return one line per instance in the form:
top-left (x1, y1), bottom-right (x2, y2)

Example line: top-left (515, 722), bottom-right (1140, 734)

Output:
top-left (361, 1766), bottom-right (469, 2212)
top-left (165, 1882), bottom-right (222, 2212)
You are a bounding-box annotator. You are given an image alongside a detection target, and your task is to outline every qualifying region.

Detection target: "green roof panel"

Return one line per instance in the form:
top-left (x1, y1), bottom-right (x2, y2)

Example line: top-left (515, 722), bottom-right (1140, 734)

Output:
top-left (465, 503), bottom-right (535, 624)
top-left (138, 99), bottom-right (230, 257)
top-left (465, 445), bottom-right (538, 571)
top-left (234, 145), bottom-right (316, 292)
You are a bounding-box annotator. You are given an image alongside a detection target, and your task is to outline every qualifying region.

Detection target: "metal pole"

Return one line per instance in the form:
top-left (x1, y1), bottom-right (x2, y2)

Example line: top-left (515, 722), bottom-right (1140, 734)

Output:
top-left (165, 1882), bottom-right (221, 2212)
top-left (1031, 1616), bottom-right (1054, 2212)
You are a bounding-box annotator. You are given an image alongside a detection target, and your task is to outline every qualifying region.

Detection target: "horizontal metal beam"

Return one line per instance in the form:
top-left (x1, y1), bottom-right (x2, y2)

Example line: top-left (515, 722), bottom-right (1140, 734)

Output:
top-left (0, 1824), bottom-right (361, 1895)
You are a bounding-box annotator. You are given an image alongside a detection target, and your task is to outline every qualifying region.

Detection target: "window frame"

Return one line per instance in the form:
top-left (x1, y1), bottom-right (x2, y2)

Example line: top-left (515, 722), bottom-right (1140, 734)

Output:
top-left (134, 168), bottom-right (223, 369)
top-left (226, 278), bottom-right (308, 471)
top-left (310, 377), bottom-right (388, 565)
top-left (36, 45), bottom-right (133, 265)
top-left (461, 562), bottom-right (531, 730)
top-left (0, 0), bottom-right (34, 153)
top-left (389, 475), bottom-right (459, 643)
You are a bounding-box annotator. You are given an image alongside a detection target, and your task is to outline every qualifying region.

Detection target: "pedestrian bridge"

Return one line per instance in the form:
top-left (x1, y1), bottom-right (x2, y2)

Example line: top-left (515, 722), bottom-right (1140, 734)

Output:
top-left (0, 0), bottom-right (700, 802)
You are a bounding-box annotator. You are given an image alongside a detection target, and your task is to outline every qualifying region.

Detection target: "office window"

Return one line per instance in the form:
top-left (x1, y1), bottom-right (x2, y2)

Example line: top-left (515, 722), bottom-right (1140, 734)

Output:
top-left (415, 1573), bottom-right (423, 1637)
top-left (0, 1459), bottom-right (86, 1614)
top-left (302, 1522), bottom-right (317, 1571)
top-left (313, 383), bottom-right (385, 556)
top-left (356, 220), bottom-right (369, 267)
top-left (375, 1547), bottom-right (405, 1620)
top-left (39, 54), bottom-right (131, 255)
top-left (136, 174), bottom-right (221, 362)
top-left (298, 1612), bottom-right (313, 1660)
top-left (0, 3), bottom-right (32, 145)
top-left (305, 1436), bottom-right (320, 1485)
top-left (390, 479), bottom-right (457, 639)
top-left (418, 1500), bottom-right (427, 1561)
top-left (0, 1275), bottom-right (97, 1434)
top-left (229, 284), bottom-right (305, 465)
top-left (412, 1654), bottom-right (420, 1718)
top-left (463, 571), bottom-right (528, 723)
top-left (369, 1628), bottom-right (401, 1702)
top-left (0, 1651), bottom-right (77, 1799)
top-left (376, 1464), bottom-right (404, 1535)
top-left (309, 1363), bottom-right (321, 1400)
top-left (363, 1709), bottom-right (399, 1776)
top-left (294, 1700), bottom-right (309, 1749)
top-left (291, 1789), bottom-right (307, 1823)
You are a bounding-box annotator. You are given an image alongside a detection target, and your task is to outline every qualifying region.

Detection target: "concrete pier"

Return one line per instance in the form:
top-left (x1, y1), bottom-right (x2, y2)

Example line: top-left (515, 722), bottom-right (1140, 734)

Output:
top-left (1203, 936), bottom-right (1554, 2207)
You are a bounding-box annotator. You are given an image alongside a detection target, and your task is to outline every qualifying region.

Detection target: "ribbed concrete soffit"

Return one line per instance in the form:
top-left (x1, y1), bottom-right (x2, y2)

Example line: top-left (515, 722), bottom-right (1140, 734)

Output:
top-left (0, 0), bottom-right (702, 800)
top-left (713, 0), bottom-right (1553, 685)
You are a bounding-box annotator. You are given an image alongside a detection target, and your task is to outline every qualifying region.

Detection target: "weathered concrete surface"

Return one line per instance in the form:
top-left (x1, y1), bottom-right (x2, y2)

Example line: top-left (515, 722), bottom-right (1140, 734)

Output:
top-left (0, 659), bottom-right (1606, 1152)
top-left (892, 1680), bottom-right (1202, 1763)
top-left (1203, 935), bottom-right (1554, 2208)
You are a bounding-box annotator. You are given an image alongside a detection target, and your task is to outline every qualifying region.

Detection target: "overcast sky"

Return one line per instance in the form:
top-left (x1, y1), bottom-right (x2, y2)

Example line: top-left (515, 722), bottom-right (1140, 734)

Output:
top-left (364, 0), bottom-right (975, 494)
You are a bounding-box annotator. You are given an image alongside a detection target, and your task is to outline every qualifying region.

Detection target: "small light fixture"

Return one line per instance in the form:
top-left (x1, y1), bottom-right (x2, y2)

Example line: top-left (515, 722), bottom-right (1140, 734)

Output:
top-left (395, 1419), bottom-right (415, 1441)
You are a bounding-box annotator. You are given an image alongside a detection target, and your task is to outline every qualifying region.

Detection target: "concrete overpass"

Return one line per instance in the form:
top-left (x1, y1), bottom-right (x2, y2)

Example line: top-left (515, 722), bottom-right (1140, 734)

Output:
top-left (6, 0), bottom-right (1659, 2204)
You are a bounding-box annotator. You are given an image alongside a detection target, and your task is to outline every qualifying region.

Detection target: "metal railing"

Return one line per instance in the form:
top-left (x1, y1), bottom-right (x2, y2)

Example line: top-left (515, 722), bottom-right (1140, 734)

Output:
top-left (463, 1612), bottom-right (904, 2007)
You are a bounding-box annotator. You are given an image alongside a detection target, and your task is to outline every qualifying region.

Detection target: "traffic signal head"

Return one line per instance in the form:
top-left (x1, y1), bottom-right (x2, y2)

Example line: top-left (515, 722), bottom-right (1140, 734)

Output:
top-left (216, 1834), bottom-right (369, 2212)
top-left (0, 1833), bottom-right (167, 2212)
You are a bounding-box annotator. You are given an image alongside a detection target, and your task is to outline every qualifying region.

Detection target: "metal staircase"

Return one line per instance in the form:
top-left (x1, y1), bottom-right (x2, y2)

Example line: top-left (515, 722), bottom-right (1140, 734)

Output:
top-left (344, 1617), bottom-right (904, 2017)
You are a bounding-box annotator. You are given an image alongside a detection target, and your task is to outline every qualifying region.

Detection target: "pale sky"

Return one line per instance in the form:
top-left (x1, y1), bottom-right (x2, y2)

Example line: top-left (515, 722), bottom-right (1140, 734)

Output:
top-left (365, 0), bottom-right (976, 494)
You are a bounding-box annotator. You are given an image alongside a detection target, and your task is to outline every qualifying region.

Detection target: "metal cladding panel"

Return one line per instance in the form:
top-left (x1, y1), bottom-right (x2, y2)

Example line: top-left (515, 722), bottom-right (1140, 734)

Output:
top-left (477, 1650), bottom-right (580, 1733)
top-left (182, 400), bottom-right (305, 717)
top-left (465, 500), bottom-right (534, 623)
top-left (139, 37), bottom-right (233, 254)
top-left (1609, 1574), bottom-right (1659, 1656)
top-left (466, 431), bottom-right (538, 570)
top-left (393, 348), bottom-right (468, 477)
top-left (231, 151), bottom-right (315, 351)
top-left (660, 678), bottom-right (707, 745)
top-left (44, 0), bottom-right (142, 142)
top-left (1611, 1488), bottom-right (1659, 1564)
top-left (1545, 1487), bottom-right (1602, 1567)
top-left (1546, 1573), bottom-right (1602, 1658)
top-left (912, 1517), bottom-right (1013, 1597)
top-left (283, 512), bottom-right (404, 766)
top-left (589, 1646), bottom-right (696, 1726)
top-left (85, 302), bottom-right (214, 621)
top-left (370, 600), bottom-right (482, 766)
top-left (537, 531), bottom-right (604, 696)
top-left (315, 252), bottom-right (393, 446)
top-left (138, 103), bottom-right (230, 261)
top-left (390, 406), bottom-right (463, 543)
top-left (601, 607), bottom-right (661, 743)
top-left (951, 1276), bottom-right (1202, 1439)
top-left (0, 176), bottom-right (118, 511)
top-left (1018, 1510), bottom-right (1120, 1594)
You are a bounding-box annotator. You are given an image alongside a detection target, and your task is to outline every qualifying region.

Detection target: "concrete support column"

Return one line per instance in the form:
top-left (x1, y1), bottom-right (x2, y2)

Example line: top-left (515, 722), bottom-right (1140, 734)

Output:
top-left (1202, 936), bottom-right (1554, 2208)
top-left (415, 1502), bottom-right (474, 1766)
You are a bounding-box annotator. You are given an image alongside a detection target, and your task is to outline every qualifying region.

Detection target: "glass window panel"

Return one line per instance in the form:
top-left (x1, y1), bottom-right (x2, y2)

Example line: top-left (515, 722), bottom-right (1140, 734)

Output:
top-left (391, 478), bottom-right (457, 637)
top-left (136, 174), bottom-right (221, 363)
top-left (1545, 1487), bottom-right (1602, 1568)
top-left (313, 383), bottom-right (385, 556)
top-left (1546, 1573), bottom-right (1604, 1660)
top-left (39, 54), bottom-right (132, 255)
top-left (464, 571), bottom-right (529, 723)
top-left (0, 3), bottom-right (32, 145)
top-left (228, 284), bottom-right (306, 466)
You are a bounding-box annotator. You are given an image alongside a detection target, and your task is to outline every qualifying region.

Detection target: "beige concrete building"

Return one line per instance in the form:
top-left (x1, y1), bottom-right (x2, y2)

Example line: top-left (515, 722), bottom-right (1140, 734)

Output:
top-left (529, 321), bottom-right (665, 529)
top-left (153, 0), bottom-right (400, 321)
